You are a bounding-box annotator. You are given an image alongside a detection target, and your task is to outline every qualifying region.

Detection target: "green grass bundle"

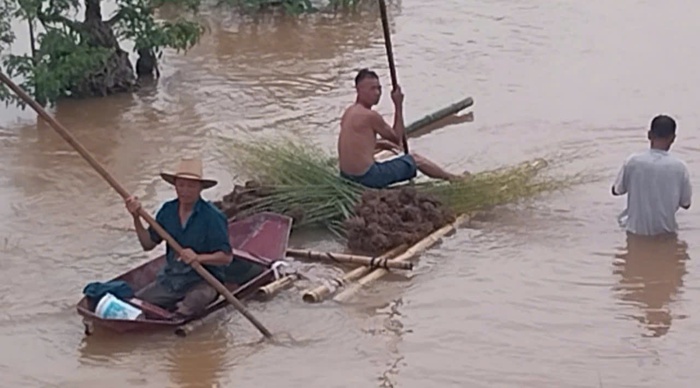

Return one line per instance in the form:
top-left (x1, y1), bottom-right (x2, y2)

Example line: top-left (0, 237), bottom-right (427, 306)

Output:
top-left (223, 137), bottom-right (582, 244)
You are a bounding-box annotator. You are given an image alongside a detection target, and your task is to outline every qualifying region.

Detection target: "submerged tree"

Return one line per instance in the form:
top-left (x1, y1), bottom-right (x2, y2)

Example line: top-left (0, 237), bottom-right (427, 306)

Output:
top-left (0, 0), bottom-right (381, 109)
top-left (0, 0), bottom-right (205, 108)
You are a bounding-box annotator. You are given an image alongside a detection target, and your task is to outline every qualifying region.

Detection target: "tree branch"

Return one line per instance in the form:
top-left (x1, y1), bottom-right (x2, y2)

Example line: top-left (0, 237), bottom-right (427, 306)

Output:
top-left (106, 8), bottom-right (126, 27)
top-left (37, 11), bottom-right (84, 33)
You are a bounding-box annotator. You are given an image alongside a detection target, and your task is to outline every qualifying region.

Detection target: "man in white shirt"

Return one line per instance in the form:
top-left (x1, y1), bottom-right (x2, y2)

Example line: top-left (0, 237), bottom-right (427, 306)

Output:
top-left (612, 114), bottom-right (692, 236)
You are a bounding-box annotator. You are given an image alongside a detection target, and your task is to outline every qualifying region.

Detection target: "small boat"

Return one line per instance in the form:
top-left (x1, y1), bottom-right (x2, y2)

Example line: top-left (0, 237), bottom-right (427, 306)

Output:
top-left (76, 212), bottom-right (293, 335)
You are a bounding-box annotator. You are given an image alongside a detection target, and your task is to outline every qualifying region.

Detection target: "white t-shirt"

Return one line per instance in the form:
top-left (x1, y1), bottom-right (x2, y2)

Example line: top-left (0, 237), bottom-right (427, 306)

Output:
top-left (613, 148), bottom-right (692, 236)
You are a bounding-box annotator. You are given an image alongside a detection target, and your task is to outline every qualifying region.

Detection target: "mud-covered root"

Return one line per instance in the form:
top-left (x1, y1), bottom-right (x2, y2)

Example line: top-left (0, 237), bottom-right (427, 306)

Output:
top-left (343, 186), bottom-right (456, 255)
top-left (212, 180), bottom-right (306, 223)
top-left (212, 180), bottom-right (271, 219)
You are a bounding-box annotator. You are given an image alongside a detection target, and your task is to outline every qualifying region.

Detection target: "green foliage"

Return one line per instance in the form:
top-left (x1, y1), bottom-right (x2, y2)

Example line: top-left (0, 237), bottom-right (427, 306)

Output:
top-left (3, 28), bottom-right (111, 108)
top-left (231, 137), bottom-right (365, 232)
top-left (0, 1), bottom-right (15, 47)
top-left (228, 137), bottom-right (582, 236)
top-left (0, 0), bottom-right (205, 109)
top-left (417, 159), bottom-right (571, 215)
top-left (0, 0), bottom-right (17, 104)
top-left (113, 0), bottom-right (205, 55)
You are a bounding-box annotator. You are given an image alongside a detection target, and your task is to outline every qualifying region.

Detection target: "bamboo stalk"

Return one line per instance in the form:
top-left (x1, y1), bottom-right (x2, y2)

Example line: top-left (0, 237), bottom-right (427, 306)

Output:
top-left (256, 274), bottom-right (298, 300)
top-left (374, 97), bottom-right (474, 162)
top-left (377, 0), bottom-right (408, 156)
top-left (333, 214), bottom-right (470, 303)
top-left (301, 244), bottom-right (408, 303)
top-left (405, 97), bottom-right (474, 134)
top-left (286, 248), bottom-right (413, 270)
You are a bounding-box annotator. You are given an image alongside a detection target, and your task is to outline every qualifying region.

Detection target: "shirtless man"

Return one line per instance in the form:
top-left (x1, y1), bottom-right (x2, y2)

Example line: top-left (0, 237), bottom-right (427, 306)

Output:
top-left (338, 68), bottom-right (465, 189)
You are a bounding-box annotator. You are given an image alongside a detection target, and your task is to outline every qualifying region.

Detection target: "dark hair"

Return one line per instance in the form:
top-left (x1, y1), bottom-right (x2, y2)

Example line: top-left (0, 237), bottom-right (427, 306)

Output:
top-left (649, 114), bottom-right (676, 138)
top-left (355, 68), bottom-right (378, 86)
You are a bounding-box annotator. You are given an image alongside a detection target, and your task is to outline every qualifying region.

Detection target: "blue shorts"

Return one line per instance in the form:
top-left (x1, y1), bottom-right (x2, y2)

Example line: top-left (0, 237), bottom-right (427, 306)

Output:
top-left (340, 154), bottom-right (418, 189)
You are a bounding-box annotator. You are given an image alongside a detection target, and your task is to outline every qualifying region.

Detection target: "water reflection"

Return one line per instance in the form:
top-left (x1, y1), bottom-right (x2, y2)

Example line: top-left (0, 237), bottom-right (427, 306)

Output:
top-left (613, 233), bottom-right (689, 338)
top-left (5, 84), bottom-right (209, 205)
top-left (194, 5), bottom-right (396, 102)
top-left (165, 334), bottom-right (228, 388)
top-left (8, 94), bottom-right (139, 198)
top-left (77, 331), bottom-right (163, 365)
top-left (77, 330), bottom-right (230, 388)
top-left (210, 8), bottom-right (390, 61)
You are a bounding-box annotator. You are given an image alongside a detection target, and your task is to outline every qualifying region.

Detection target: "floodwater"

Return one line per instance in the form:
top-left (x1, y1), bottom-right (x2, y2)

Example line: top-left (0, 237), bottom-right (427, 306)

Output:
top-left (1, 0), bottom-right (700, 386)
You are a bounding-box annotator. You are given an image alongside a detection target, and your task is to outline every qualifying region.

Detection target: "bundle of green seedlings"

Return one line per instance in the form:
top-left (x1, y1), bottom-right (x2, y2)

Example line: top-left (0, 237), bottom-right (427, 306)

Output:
top-left (213, 137), bottom-right (580, 255)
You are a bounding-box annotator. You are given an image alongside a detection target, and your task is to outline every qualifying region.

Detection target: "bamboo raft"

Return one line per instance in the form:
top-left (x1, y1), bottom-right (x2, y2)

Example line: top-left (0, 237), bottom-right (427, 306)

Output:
top-left (281, 96), bottom-right (550, 305)
top-left (333, 214), bottom-right (469, 302)
top-left (239, 97), bottom-right (474, 303)
top-left (285, 97), bottom-right (477, 303)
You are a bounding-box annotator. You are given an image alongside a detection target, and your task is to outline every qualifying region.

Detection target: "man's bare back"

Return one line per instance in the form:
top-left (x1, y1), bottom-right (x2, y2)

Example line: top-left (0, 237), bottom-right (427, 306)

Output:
top-left (338, 104), bottom-right (389, 175)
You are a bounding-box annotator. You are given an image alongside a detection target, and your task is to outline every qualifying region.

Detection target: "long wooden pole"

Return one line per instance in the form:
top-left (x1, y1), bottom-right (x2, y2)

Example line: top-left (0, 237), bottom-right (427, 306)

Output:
top-left (378, 0), bottom-right (408, 155)
top-left (286, 248), bottom-right (413, 270)
top-left (0, 72), bottom-right (274, 340)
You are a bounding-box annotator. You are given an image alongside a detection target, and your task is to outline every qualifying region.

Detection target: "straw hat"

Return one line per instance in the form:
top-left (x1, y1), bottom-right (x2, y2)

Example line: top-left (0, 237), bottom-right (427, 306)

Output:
top-left (160, 157), bottom-right (218, 189)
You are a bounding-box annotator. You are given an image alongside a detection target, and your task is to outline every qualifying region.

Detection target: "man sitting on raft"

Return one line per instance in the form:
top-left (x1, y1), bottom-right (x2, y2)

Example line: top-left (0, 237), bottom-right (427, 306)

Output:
top-left (338, 68), bottom-right (466, 189)
top-left (124, 157), bottom-right (234, 319)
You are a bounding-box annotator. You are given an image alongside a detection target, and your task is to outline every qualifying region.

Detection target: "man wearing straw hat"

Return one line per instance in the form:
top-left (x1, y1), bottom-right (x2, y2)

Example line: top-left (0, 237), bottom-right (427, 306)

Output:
top-left (338, 68), bottom-right (466, 189)
top-left (124, 157), bottom-right (233, 318)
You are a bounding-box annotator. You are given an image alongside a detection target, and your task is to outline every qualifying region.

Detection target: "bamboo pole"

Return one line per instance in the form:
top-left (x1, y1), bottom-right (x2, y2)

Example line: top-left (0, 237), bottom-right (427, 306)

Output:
top-left (405, 97), bottom-right (474, 134)
top-left (256, 274), bottom-right (298, 300)
top-left (333, 214), bottom-right (470, 303)
top-left (286, 248), bottom-right (413, 270)
top-left (377, 0), bottom-right (408, 156)
top-left (301, 244), bottom-right (408, 303)
top-left (375, 97), bottom-right (475, 162)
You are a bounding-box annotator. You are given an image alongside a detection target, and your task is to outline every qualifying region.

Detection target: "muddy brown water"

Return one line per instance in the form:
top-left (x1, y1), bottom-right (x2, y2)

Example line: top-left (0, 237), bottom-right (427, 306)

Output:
top-left (2, 0), bottom-right (700, 387)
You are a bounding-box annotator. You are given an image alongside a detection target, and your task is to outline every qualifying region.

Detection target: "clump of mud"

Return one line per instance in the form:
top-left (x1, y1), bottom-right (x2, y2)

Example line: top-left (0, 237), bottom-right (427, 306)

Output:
top-left (343, 186), bottom-right (456, 255)
top-left (211, 180), bottom-right (270, 219)
top-left (211, 180), bottom-right (306, 223)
